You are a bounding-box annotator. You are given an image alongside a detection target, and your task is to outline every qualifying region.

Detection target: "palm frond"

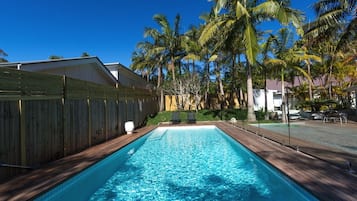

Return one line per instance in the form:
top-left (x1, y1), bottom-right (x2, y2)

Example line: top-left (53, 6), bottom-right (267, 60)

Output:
top-left (199, 20), bottom-right (225, 45)
top-left (235, 1), bottom-right (250, 19)
top-left (264, 58), bottom-right (287, 68)
top-left (244, 22), bottom-right (259, 65)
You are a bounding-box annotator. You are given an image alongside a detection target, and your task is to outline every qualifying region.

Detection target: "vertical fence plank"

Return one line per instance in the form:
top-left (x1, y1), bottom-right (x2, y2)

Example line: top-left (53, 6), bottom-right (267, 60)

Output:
top-left (107, 99), bottom-right (118, 139)
top-left (64, 99), bottom-right (89, 155)
top-left (90, 99), bottom-right (106, 146)
top-left (24, 100), bottom-right (64, 166)
top-left (0, 101), bottom-right (21, 182)
top-left (118, 100), bottom-right (126, 134)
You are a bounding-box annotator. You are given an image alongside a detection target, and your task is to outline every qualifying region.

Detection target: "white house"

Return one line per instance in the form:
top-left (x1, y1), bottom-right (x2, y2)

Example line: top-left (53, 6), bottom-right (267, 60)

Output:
top-left (346, 85), bottom-right (357, 115)
top-left (253, 79), bottom-right (293, 112)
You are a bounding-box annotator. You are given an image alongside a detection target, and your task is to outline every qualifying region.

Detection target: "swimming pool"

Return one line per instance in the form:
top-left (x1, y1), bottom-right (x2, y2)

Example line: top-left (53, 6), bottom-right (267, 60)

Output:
top-left (36, 126), bottom-right (318, 201)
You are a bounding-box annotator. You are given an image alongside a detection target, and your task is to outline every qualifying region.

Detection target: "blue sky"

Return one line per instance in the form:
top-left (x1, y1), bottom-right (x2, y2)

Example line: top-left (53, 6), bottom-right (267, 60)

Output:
top-left (1, 0), bottom-right (316, 67)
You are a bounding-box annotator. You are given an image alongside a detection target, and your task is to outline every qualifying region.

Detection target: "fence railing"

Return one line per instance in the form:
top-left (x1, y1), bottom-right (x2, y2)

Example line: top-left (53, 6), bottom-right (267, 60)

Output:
top-left (0, 67), bottom-right (159, 182)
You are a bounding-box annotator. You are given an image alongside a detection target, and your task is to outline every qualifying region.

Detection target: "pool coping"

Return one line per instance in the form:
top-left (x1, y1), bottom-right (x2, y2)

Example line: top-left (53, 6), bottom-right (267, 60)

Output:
top-left (0, 122), bottom-right (356, 201)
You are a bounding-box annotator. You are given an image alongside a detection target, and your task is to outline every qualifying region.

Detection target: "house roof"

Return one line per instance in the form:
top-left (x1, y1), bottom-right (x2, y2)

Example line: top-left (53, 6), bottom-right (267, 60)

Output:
top-left (265, 75), bottom-right (354, 91)
top-left (105, 62), bottom-right (154, 90)
top-left (0, 57), bottom-right (118, 86)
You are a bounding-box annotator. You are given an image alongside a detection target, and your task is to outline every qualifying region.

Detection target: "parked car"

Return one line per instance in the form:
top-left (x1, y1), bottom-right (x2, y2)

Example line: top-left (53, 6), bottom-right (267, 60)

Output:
top-left (311, 112), bottom-right (324, 120)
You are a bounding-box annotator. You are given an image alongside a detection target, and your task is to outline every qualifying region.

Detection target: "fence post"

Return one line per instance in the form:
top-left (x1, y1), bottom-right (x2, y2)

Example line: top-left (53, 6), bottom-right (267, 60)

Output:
top-left (104, 98), bottom-right (108, 141)
top-left (19, 99), bottom-right (26, 168)
top-left (87, 97), bottom-right (92, 147)
top-left (62, 75), bottom-right (68, 156)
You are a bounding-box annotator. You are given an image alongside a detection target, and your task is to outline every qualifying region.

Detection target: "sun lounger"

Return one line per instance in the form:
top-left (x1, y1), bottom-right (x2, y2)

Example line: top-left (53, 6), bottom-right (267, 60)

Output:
top-left (187, 112), bottom-right (196, 124)
top-left (171, 111), bottom-right (181, 124)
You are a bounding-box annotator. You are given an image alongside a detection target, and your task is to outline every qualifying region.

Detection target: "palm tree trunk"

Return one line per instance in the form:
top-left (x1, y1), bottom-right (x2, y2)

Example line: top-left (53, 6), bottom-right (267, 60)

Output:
top-left (328, 64), bottom-right (333, 99)
top-left (239, 88), bottom-right (245, 108)
top-left (157, 66), bottom-right (162, 88)
top-left (281, 68), bottom-right (287, 123)
top-left (215, 62), bottom-right (225, 109)
top-left (230, 54), bottom-right (237, 108)
top-left (217, 66), bottom-right (224, 97)
top-left (159, 89), bottom-right (164, 112)
top-left (204, 61), bottom-right (210, 109)
top-left (264, 66), bottom-right (269, 120)
top-left (192, 60), bottom-right (196, 74)
top-left (247, 62), bottom-right (256, 122)
top-left (157, 65), bottom-right (165, 112)
top-left (171, 56), bottom-right (176, 81)
top-left (306, 59), bottom-right (313, 100)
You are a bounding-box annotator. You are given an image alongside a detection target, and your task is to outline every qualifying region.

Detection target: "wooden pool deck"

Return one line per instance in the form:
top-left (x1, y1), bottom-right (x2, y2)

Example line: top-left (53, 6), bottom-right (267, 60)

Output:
top-left (0, 122), bottom-right (356, 200)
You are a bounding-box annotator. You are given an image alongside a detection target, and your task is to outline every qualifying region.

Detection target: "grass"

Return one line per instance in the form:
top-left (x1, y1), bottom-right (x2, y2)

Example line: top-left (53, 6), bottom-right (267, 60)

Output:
top-left (146, 109), bottom-right (278, 125)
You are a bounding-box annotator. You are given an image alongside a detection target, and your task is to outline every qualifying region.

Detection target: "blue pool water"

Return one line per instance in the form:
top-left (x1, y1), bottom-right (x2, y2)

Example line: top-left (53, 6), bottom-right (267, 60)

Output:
top-left (36, 126), bottom-right (318, 201)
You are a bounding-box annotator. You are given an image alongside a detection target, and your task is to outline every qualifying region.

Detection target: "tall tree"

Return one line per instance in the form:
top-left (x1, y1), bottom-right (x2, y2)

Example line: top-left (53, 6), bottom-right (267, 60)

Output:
top-left (200, 0), bottom-right (304, 121)
top-left (81, 52), bottom-right (90, 57)
top-left (265, 29), bottom-right (317, 122)
top-left (131, 42), bottom-right (156, 82)
top-left (0, 49), bottom-right (8, 62)
top-left (304, 0), bottom-right (356, 44)
top-left (49, 55), bottom-right (63, 60)
top-left (260, 34), bottom-right (276, 120)
top-left (140, 28), bottom-right (167, 111)
top-left (304, 0), bottom-right (357, 98)
top-left (151, 14), bottom-right (184, 81)
top-left (182, 25), bottom-right (202, 74)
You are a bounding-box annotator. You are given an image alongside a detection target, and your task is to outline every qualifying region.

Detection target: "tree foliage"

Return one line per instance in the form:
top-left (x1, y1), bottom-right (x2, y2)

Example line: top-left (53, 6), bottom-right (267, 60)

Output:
top-left (0, 49), bottom-right (8, 62)
top-left (131, 0), bottom-right (357, 119)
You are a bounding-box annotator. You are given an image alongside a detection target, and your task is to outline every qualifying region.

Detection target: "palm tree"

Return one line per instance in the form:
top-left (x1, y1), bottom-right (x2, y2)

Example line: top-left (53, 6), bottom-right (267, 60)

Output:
top-left (150, 14), bottom-right (184, 81)
top-left (199, 12), bottom-right (226, 108)
top-left (0, 49), bottom-right (8, 62)
top-left (137, 24), bottom-right (169, 111)
top-left (182, 25), bottom-right (202, 74)
top-left (264, 28), bottom-right (315, 122)
top-left (304, 0), bottom-right (356, 99)
top-left (199, 0), bottom-right (304, 121)
top-left (304, 0), bottom-right (356, 44)
top-left (131, 42), bottom-right (156, 82)
top-left (260, 34), bottom-right (277, 120)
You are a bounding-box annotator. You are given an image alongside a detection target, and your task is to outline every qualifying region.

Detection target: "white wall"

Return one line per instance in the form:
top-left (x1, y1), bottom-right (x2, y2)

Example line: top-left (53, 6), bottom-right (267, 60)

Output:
top-left (273, 93), bottom-right (282, 110)
top-left (38, 64), bottom-right (115, 86)
top-left (110, 70), bottom-right (118, 80)
top-left (253, 89), bottom-right (276, 111)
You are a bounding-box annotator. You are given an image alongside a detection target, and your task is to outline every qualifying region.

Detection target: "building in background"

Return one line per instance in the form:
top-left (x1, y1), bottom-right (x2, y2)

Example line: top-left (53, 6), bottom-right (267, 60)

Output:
top-left (0, 57), bottom-right (151, 90)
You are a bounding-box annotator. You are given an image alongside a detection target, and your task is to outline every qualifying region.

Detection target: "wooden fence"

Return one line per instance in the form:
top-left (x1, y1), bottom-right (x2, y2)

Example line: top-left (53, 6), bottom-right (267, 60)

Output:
top-left (0, 68), bottom-right (158, 183)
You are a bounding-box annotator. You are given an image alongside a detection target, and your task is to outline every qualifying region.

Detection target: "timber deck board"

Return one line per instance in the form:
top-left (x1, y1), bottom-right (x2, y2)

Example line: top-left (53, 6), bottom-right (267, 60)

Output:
top-left (0, 122), bottom-right (356, 201)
